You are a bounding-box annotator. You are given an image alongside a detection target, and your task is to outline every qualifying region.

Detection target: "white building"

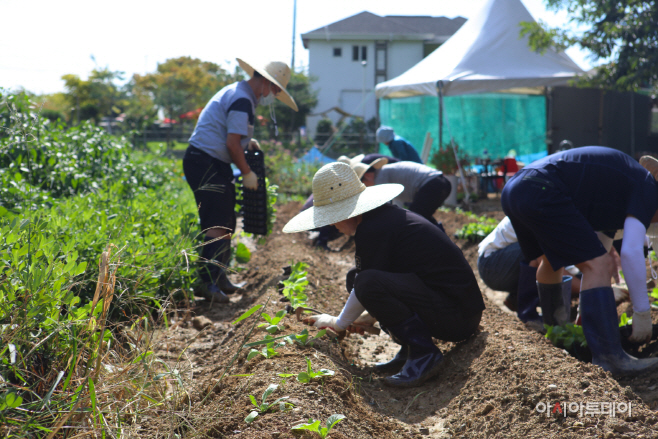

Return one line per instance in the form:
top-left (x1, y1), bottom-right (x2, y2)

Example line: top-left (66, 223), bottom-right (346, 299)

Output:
top-left (301, 11), bottom-right (465, 137)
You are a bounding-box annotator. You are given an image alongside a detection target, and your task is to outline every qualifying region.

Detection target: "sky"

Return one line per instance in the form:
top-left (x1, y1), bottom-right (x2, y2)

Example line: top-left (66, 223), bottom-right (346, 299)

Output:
top-left (0, 0), bottom-right (595, 95)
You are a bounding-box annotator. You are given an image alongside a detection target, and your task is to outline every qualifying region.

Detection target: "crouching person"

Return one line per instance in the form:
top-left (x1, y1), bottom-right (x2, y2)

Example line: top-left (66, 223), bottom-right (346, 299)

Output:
top-left (283, 162), bottom-right (485, 387)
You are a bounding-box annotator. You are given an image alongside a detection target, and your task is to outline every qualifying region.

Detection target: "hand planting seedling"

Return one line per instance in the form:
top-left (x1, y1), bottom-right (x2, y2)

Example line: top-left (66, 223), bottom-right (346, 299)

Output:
top-left (244, 384), bottom-right (294, 423)
top-left (291, 414), bottom-right (345, 438)
top-left (286, 328), bottom-right (327, 347)
top-left (278, 357), bottom-right (335, 383)
top-left (258, 310), bottom-right (287, 334)
top-left (246, 336), bottom-right (286, 361)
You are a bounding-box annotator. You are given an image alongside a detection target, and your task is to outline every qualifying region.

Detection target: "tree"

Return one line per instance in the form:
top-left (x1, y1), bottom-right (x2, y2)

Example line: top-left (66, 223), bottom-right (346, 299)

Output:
top-left (131, 56), bottom-right (244, 125)
top-left (62, 68), bottom-right (127, 124)
top-left (521, 0), bottom-right (658, 91)
top-left (257, 71), bottom-right (318, 138)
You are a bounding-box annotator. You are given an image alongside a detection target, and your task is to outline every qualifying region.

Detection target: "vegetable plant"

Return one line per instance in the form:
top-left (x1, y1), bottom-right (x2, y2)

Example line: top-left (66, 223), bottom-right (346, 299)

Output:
top-left (286, 328), bottom-right (327, 347)
top-left (278, 357), bottom-right (335, 383)
top-left (281, 261), bottom-right (309, 309)
top-left (292, 414), bottom-right (346, 438)
top-left (244, 384), bottom-right (293, 423)
top-left (246, 336), bottom-right (286, 361)
top-left (545, 323), bottom-right (587, 350)
top-left (258, 310), bottom-right (287, 334)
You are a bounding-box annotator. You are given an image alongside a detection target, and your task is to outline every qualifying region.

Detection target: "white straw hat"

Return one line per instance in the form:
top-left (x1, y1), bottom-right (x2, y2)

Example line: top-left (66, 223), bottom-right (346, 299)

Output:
top-left (283, 162), bottom-right (403, 233)
top-left (640, 155), bottom-right (658, 180)
top-left (236, 58), bottom-right (298, 111)
top-left (337, 154), bottom-right (365, 166)
top-left (351, 157), bottom-right (388, 179)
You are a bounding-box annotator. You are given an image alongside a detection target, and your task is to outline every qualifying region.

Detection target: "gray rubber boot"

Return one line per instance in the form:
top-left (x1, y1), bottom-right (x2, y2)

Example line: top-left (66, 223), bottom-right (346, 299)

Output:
top-left (537, 275), bottom-right (572, 327)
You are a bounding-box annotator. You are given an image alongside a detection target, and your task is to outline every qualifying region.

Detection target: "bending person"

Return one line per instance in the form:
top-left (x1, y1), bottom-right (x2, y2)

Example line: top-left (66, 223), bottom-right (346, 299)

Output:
top-left (375, 126), bottom-right (423, 163)
top-left (501, 146), bottom-right (658, 376)
top-left (283, 162), bottom-right (484, 387)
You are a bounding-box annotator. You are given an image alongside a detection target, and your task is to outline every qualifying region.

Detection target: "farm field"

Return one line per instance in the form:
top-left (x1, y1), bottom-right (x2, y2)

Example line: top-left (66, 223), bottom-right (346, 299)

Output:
top-left (144, 201), bottom-right (658, 438)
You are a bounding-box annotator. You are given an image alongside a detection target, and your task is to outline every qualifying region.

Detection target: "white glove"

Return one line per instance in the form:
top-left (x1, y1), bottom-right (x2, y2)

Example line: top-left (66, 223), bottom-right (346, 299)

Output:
top-left (242, 171), bottom-right (258, 190)
top-left (629, 309), bottom-right (653, 344)
top-left (305, 314), bottom-right (345, 333)
top-left (248, 139), bottom-right (261, 151)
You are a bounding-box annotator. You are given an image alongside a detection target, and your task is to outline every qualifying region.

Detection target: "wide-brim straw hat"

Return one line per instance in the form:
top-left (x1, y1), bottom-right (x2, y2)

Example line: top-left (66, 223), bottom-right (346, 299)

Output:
top-left (337, 154), bottom-right (365, 166)
top-left (283, 162), bottom-right (403, 233)
top-left (640, 155), bottom-right (658, 180)
top-left (351, 157), bottom-right (388, 179)
top-left (236, 58), bottom-right (298, 111)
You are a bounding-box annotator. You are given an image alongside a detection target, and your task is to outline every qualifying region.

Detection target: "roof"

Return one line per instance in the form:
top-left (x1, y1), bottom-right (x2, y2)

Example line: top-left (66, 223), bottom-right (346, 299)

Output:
top-left (301, 11), bottom-right (466, 48)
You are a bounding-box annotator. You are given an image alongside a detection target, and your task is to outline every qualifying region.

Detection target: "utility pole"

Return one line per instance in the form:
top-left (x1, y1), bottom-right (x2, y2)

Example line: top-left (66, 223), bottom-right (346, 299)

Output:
top-left (291, 0), bottom-right (297, 71)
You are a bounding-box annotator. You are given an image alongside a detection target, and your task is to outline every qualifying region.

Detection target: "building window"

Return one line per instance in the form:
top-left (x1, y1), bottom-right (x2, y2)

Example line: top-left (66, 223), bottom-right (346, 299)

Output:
top-left (333, 47), bottom-right (342, 57)
top-left (352, 46), bottom-right (359, 61)
top-left (361, 46), bottom-right (367, 61)
top-left (353, 45), bottom-right (367, 61)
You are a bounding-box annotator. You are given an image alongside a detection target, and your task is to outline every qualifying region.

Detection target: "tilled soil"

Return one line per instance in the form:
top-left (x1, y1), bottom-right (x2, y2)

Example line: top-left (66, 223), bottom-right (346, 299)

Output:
top-left (153, 199), bottom-right (658, 438)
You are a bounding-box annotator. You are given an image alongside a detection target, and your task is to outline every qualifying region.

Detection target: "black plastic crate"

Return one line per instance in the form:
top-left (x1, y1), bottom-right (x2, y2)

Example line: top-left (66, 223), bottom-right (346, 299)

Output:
top-left (240, 150), bottom-right (268, 235)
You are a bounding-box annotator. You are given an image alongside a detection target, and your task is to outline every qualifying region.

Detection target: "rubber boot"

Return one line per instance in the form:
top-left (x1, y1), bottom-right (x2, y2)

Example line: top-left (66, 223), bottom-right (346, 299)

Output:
top-left (517, 262), bottom-right (540, 323)
top-left (375, 345), bottom-right (409, 373)
top-left (537, 275), bottom-right (572, 327)
top-left (383, 314), bottom-right (444, 388)
top-left (580, 287), bottom-right (658, 376)
top-left (215, 239), bottom-right (246, 294)
top-left (201, 283), bottom-right (229, 304)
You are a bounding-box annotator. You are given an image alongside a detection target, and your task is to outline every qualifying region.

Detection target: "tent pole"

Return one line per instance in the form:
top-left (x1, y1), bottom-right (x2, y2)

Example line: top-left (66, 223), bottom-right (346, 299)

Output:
top-left (437, 81), bottom-right (444, 148)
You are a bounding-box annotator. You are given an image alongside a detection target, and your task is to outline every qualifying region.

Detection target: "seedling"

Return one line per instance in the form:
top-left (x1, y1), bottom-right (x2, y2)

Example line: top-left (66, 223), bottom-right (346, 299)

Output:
top-left (292, 414), bottom-right (345, 438)
top-left (619, 312), bottom-right (632, 327)
top-left (286, 328), bottom-right (327, 347)
top-left (246, 336), bottom-right (286, 361)
top-left (258, 310), bottom-right (287, 334)
top-left (244, 384), bottom-right (293, 423)
top-left (278, 357), bottom-right (334, 383)
top-left (545, 323), bottom-right (587, 349)
top-left (281, 262), bottom-right (310, 309)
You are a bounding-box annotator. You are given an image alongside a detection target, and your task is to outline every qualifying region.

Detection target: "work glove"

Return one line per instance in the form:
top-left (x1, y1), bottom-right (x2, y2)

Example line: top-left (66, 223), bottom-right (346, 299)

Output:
top-left (629, 309), bottom-right (653, 344)
top-left (302, 314), bottom-right (345, 334)
top-left (346, 311), bottom-right (377, 335)
top-left (242, 171), bottom-right (258, 190)
top-left (248, 139), bottom-right (261, 151)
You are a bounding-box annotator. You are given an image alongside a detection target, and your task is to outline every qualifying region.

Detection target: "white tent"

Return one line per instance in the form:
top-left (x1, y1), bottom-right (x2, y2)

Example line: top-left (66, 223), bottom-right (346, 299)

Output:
top-left (375, 0), bottom-right (584, 99)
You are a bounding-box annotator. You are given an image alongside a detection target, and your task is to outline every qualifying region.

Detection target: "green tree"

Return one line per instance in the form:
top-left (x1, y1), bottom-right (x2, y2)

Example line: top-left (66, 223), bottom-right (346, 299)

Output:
top-left (131, 56), bottom-right (244, 125)
top-left (521, 0), bottom-right (658, 91)
top-left (257, 72), bottom-right (318, 139)
top-left (62, 68), bottom-right (127, 124)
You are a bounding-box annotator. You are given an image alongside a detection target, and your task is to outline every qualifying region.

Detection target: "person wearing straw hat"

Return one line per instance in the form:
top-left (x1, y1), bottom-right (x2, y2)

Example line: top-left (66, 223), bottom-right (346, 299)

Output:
top-left (501, 146), bottom-right (658, 376)
top-left (284, 162), bottom-right (485, 387)
top-left (376, 126), bottom-right (423, 163)
top-left (183, 58), bottom-right (297, 303)
top-left (346, 157), bottom-right (451, 231)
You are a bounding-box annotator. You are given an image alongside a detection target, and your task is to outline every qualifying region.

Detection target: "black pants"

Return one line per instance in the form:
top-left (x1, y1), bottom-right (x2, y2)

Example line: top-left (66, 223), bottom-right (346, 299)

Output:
top-left (347, 268), bottom-right (481, 342)
top-left (409, 175), bottom-right (452, 225)
top-left (182, 145), bottom-right (236, 234)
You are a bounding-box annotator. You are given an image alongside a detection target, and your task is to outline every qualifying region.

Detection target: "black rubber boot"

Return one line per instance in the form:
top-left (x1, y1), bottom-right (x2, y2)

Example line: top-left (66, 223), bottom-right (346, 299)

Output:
top-left (383, 314), bottom-right (444, 388)
top-left (214, 239), bottom-right (246, 294)
top-left (537, 275), bottom-right (572, 327)
top-left (517, 261), bottom-right (540, 323)
top-left (375, 345), bottom-right (408, 373)
top-left (580, 287), bottom-right (658, 376)
top-left (200, 283), bottom-right (229, 304)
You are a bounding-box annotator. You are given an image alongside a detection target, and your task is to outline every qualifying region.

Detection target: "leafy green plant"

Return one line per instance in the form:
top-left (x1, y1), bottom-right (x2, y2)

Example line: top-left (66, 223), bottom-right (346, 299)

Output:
top-left (244, 384), bottom-right (293, 423)
top-left (246, 338), bottom-right (287, 361)
top-left (258, 310), bottom-right (287, 334)
top-left (278, 357), bottom-right (335, 383)
top-left (619, 312), bottom-right (632, 327)
top-left (429, 143), bottom-right (469, 174)
top-left (281, 261), bottom-right (310, 309)
top-left (455, 221), bottom-right (497, 243)
top-left (545, 323), bottom-right (587, 350)
top-left (292, 414), bottom-right (346, 438)
top-left (286, 328), bottom-right (327, 347)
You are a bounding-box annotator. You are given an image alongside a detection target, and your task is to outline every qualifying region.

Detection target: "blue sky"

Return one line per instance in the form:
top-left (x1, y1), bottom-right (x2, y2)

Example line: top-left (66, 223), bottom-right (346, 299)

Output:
top-left (0, 0), bottom-right (595, 95)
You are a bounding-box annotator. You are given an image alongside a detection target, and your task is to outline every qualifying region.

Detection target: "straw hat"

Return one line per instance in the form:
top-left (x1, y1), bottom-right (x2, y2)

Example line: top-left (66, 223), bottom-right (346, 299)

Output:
top-left (337, 154), bottom-right (365, 166)
top-left (283, 162), bottom-right (403, 233)
top-left (236, 58), bottom-right (298, 111)
top-left (351, 157), bottom-right (388, 179)
top-left (640, 155), bottom-right (658, 180)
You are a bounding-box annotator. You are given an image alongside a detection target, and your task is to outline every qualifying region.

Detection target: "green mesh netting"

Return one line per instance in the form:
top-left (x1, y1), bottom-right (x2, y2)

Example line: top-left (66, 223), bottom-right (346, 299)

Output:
top-left (379, 94), bottom-right (547, 163)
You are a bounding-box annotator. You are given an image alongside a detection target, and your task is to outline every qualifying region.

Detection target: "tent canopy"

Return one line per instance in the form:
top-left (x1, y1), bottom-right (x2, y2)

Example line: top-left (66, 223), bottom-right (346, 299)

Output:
top-left (375, 0), bottom-right (584, 99)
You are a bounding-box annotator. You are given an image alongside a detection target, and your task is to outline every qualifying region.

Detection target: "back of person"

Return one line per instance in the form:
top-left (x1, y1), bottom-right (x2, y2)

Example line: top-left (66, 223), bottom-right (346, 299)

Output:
top-left (375, 162), bottom-right (441, 204)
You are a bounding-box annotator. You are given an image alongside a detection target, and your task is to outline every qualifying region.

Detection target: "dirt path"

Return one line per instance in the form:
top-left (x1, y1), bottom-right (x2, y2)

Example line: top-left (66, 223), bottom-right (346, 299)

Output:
top-left (154, 200), bottom-right (658, 438)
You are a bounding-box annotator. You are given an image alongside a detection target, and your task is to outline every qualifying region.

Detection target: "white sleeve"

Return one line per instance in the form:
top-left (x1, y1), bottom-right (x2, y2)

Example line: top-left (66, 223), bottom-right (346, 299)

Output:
top-left (336, 289), bottom-right (366, 329)
top-left (620, 216), bottom-right (650, 313)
